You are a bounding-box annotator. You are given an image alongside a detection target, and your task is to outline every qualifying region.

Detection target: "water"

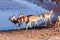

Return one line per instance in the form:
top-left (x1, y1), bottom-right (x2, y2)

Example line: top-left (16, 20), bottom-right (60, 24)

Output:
top-left (0, 0), bottom-right (55, 30)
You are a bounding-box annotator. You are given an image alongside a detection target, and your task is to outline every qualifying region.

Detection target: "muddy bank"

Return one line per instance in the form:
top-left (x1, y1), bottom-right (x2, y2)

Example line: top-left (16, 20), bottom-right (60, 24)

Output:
top-left (0, 27), bottom-right (60, 40)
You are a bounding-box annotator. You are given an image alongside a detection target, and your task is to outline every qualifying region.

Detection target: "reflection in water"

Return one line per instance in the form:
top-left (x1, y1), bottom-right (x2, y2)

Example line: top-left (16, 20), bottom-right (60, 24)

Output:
top-left (0, 0), bottom-right (55, 30)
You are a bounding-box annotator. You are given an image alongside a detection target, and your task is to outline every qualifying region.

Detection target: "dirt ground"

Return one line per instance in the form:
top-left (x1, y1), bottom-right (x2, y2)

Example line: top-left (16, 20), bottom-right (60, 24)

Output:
top-left (0, 27), bottom-right (60, 40)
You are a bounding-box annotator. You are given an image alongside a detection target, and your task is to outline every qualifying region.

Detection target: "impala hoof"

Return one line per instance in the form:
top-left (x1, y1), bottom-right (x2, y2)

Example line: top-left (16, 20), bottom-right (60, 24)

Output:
top-left (14, 27), bottom-right (16, 29)
top-left (18, 27), bottom-right (21, 30)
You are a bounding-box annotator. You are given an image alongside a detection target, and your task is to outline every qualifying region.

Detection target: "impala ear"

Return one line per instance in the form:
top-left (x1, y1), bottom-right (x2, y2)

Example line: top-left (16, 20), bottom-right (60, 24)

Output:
top-left (9, 16), bottom-right (11, 20)
top-left (35, 10), bottom-right (38, 14)
top-left (9, 16), bottom-right (11, 17)
top-left (19, 13), bottom-right (21, 15)
top-left (40, 15), bottom-right (42, 17)
top-left (19, 12), bottom-right (23, 15)
top-left (35, 10), bottom-right (41, 16)
top-left (51, 9), bottom-right (54, 12)
top-left (13, 14), bottom-right (15, 16)
top-left (9, 16), bottom-right (12, 18)
top-left (20, 13), bottom-right (23, 15)
top-left (51, 9), bottom-right (53, 10)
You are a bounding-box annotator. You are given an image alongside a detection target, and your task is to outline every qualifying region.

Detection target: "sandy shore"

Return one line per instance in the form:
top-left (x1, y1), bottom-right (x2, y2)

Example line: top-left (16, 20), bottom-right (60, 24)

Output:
top-left (0, 27), bottom-right (60, 40)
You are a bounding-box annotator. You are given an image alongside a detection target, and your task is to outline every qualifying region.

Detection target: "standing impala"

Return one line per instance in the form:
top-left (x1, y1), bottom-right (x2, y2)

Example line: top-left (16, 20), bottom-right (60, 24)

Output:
top-left (9, 15), bottom-right (18, 29)
top-left (18, 13), bottom-right (24, 18)
top-left (27, 15), bottom-right (43, 30)
top-left (42, 9), bottom-right (53, 26)
top-left (9, 13), bottom-right (24, 29)
top-left (17, 14), bottom-right (34, 30)
top-left (57, 16), bottom-right (60, 27)
top-left (18, 13), bottom-right (43, 30)
top-left (55, 16), bottom-right (60, 27)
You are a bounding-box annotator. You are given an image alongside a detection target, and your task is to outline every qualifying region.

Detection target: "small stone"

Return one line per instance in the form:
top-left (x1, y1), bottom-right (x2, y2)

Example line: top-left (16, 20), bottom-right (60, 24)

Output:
top-left (32, 31), bottom-right (35, 33)
top-left (0, 34), bottom-right (1, 36)
top-left (5, 37), bottom-right (9, 40)
top-left (27, 34), bottom-right (31, 38)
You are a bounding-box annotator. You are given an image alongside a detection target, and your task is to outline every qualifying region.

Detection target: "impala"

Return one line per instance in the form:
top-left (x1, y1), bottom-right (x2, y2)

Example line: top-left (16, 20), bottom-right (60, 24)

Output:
top-left (17, 14), bottom-right (34, 29)
top-left (18, 14), bottom-right (43, 30)
top-left (27, 15), bottom-right (42, 27)
top-left (55, 16), bottom-right (60, 27)
top-left (42, 9), bottom-right (53, 26)
top-left (9, 15), bottom-right (18, 29)
top-left (57, 16), bottom-right (60, 27)
top-left (18, 13), bottom-right (24, 18)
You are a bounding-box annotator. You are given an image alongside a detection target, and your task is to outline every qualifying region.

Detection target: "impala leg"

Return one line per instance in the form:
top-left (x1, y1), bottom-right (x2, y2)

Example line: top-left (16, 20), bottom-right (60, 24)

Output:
top-left (18, 21), bottom-right (21, 29)
top-left (43, 18), bottom-right (46, 26)
top-left (46, 20), bottom-right (47, 26)
top-left (55, 21), bottom-right (57, 28)
top-left (26, 22), bottom-right (29, 31)
top-left (49, 18), bottom-right (51, 24)
top-left (43, 19), bottom-right (45, 26)
top-left (26, 22), bottom-right (31, 31)
top-left (26, 23), bottom-right (28, 30)
top-left (58, 22), bottom-right (60, 27)
top-left (58, 21), bottom-right (60, 27)
top-left (33, 22), bottom-right (35, 29)
top-left (14, 23), bottom-right (16, 29)
top-left (55, 21), bottom-right (60, 31)
top-left (59, 22), bottom-right (60, 27)
top-left (18, 23), bottom-right (21, 29)
top-left (28, 22), bottom-right (31, 27)
top-left (26, 24), bottom-right (29, 31)
top-left (35, 22), bottom-right (38, 26)
top-left (57, 21), bottom-right (60, 27)
top-left (53, 21), bottom-right (57, 30)
top-left (34, 22), bottom-right (38, 29)
top-left (44, 19), bottom-right (47, 26)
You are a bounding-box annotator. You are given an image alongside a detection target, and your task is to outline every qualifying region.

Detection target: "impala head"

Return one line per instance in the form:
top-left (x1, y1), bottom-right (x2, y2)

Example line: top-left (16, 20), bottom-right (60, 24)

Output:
top-left (9, 15), bottom-right (17, 21)
top-left (38, 15), bottom-right (43, 19)
top-left (18, 13), bottom-right (24, 18)
top-left (58, 16), bottom-right (60, 21)
top-left (50, 9), bottom-right (53, 14)
top-left (40, 15), bottom-right (43, 18)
